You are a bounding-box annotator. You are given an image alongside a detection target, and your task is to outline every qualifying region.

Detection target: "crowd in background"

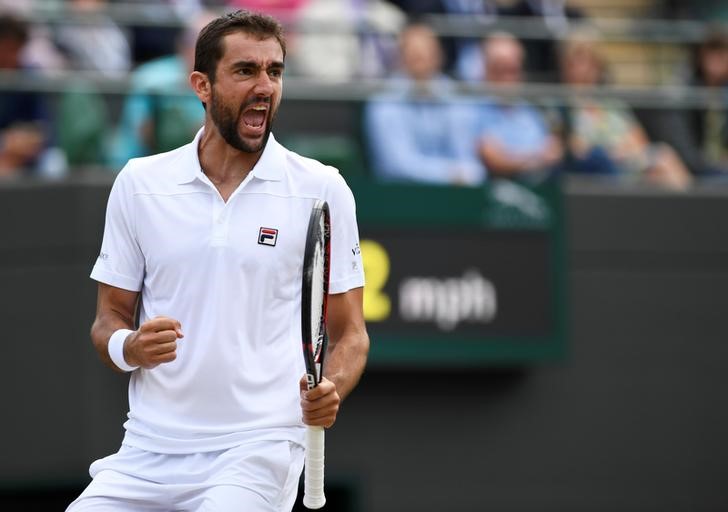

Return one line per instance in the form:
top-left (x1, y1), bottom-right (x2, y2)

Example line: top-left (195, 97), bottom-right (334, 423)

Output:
top-left (0, 0), bottom-right (726, 189)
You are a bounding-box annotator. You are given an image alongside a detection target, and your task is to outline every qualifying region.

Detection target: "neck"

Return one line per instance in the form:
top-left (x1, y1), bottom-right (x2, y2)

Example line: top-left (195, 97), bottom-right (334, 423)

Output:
top-left (197, 121), bottom-right (265, 185)
top-left (197, 122), bottom-right (268, 202)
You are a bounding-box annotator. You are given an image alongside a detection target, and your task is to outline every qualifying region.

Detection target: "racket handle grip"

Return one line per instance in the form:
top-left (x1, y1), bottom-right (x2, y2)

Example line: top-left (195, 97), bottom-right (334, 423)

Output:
top-left (303, 425), bottom-right (326, 509)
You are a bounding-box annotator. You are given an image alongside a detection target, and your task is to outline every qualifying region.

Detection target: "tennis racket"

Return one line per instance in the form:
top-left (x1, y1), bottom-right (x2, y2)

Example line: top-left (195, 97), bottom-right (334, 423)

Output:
top-left (301, 199), bottom-right (331, 510)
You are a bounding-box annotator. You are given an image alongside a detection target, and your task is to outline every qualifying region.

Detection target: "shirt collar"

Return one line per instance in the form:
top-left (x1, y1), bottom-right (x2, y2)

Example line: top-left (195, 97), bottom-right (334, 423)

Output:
top-left (249, 132), bottom-right (285, 181)
top-left (175, 127), bottom-right (285, 185)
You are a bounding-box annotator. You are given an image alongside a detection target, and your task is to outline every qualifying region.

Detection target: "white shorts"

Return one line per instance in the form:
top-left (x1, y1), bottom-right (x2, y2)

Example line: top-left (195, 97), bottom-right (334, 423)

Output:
top-left (66, 440), bottom-right (305, 512)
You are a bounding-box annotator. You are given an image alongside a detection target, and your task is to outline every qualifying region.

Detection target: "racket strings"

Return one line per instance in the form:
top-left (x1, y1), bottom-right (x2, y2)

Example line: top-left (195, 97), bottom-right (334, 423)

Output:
top-left (310, 234), bottom-right (326, 366)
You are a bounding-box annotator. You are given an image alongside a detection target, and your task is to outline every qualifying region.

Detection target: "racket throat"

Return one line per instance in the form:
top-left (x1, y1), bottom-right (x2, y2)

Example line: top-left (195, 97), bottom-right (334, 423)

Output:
top-left (306, 372), bottom-right (317, 390)
top-left (306, 361), bottom-right (322, 390)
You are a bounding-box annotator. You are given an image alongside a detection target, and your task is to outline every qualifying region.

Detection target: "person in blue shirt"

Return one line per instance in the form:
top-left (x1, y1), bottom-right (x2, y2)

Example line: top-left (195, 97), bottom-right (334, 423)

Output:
top-left (476, 32), bottom-right (563, 181)
top-left (364, 22), bottom-right (486, 186)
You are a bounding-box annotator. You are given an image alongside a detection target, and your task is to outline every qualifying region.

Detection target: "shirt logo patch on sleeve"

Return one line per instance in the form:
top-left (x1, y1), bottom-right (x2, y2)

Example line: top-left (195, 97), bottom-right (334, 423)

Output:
top-left (258, 227), bottom-right (278, 246)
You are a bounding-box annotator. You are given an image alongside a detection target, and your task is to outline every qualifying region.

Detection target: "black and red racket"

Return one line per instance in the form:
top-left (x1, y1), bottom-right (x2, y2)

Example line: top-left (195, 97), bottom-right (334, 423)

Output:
top-left (301, 199), bottom-right (331, 509)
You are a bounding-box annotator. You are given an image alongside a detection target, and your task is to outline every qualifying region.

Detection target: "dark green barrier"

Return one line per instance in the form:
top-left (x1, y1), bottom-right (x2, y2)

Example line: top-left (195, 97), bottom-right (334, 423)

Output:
top-left (349, 178), bottom-right (567, 365)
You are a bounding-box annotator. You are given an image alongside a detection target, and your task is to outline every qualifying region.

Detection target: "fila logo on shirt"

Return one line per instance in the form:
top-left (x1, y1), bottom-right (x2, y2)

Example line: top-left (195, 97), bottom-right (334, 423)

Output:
top-left (258, 227), bottom-right (278, 246)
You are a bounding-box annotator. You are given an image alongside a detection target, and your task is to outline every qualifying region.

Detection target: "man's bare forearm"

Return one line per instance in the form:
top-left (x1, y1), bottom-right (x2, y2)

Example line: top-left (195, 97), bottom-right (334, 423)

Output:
top-left (324, 327), bottom-right (369, 402)
top-left (91, 309), bottom-right (136, 372)
top-left (91, 284), bottom-right (139, 372)
top-left (323, 288), bottom-right (369, 401)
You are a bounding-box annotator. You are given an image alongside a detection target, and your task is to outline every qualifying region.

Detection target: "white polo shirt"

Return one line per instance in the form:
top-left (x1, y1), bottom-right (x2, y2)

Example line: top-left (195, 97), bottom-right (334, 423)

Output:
top-left (90, 129), bottom-right (365, 454)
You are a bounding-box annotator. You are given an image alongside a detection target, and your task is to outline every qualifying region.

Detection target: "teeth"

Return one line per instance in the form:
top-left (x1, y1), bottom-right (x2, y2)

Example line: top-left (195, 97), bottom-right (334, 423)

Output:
top-left (252, 106), bottom-right (267, 111)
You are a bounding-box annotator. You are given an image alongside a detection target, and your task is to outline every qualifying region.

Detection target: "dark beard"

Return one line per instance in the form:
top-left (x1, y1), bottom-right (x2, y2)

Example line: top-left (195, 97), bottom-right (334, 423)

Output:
top-left (209, 90), bottom-right (274, 153)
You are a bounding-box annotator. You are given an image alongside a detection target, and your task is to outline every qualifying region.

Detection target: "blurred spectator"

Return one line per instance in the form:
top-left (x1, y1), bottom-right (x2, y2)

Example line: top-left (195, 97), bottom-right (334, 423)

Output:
top-left (54, 0), bottom-right (132, 77)
top-left (122, 0), bottom-right (189, 64)
top-left (652, 28), bottom-right (728, 179)
top-left (500, 0), bottom-right (585, 82)
top-left (695, 29), bottom-right (728, 88)
top-left (439, 0), bottom-right (500, 83)
top-left (0, 12), bottom-right (65, 178)
top-left (290, 0), bottom-right (404, 80)
top-left (553, 34), bottom-right (692, 189)
top-left (0, 0), bottom-right (66, 72)
top-left (108, 13), bottom-right (215, 169)
top-left (476, 32), bottom-right (562, 181)
top-left (364, 22), bottom-right (485, 185)
top-left (688, 29), bottom-right (728, 174)
top-left (384, 0), bottom-right (500, 81)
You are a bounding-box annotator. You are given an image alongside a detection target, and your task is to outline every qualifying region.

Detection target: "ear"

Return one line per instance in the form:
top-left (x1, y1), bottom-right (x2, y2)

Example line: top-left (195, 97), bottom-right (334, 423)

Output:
top-left (190, 71), bottom-right (211, 105)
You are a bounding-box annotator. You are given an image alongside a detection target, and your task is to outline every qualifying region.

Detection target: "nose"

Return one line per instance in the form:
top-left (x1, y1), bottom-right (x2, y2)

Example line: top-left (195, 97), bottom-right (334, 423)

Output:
top-left (253, 70), bottom-right (274, 97)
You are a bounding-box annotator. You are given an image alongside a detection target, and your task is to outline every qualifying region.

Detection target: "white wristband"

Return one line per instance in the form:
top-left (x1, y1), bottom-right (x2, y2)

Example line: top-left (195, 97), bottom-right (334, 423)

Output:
top-left (108, 328), bottom-right (138, 372)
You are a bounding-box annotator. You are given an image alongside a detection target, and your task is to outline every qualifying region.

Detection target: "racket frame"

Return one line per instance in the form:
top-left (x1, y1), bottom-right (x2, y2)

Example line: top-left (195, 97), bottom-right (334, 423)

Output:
top-left (300, 199), bottom-right (331, 510)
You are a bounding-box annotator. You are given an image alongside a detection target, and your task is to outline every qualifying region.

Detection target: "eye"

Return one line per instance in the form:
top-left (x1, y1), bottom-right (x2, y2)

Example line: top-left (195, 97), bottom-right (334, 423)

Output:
top-left (268, 68), bottom-right (283, 78)
top-left (237, 67), bottom-right (254, 76)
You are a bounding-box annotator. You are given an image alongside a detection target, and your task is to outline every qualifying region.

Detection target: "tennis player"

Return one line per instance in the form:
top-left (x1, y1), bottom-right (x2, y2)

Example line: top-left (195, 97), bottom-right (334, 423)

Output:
top-left (67, 10), bottom-right (369, 512)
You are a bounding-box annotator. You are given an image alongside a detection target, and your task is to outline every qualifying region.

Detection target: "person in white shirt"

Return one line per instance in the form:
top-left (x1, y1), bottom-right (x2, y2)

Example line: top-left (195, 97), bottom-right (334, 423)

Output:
top-left (67, 9), bottom-right (369, 512)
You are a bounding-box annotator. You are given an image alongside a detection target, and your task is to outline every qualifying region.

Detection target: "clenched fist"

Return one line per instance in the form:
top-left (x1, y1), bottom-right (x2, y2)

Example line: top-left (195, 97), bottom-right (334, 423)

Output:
top-left (124, 316), bottom-right (184, 369)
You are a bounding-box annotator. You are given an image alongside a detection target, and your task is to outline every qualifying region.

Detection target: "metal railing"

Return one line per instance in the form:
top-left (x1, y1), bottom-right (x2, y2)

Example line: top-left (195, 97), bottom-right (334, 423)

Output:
top-left (1, 2), bottom-right (725, 109)
top-left (15, 0), bottom-right (728, 43)
top-left (0, 69), bottom-right (724, 110)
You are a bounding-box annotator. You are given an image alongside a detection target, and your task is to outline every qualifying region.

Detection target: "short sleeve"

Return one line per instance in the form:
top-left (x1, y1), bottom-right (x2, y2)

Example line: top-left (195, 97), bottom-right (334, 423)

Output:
top-left (325, 173), bottom-right (365, 294)
top-left (90, 166), bottom-right (145, 291)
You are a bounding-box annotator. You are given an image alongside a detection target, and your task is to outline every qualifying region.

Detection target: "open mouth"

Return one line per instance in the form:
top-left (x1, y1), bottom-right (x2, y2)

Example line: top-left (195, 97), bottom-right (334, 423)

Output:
top-left (242, 104), bottom-right (268, 131)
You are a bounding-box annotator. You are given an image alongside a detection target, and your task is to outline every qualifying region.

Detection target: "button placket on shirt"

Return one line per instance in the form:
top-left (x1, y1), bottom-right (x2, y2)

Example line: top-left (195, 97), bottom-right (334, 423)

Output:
top-left (209, 172), bottom-right (254, 246)
top-left (211, 195), bottom-right (229, 246)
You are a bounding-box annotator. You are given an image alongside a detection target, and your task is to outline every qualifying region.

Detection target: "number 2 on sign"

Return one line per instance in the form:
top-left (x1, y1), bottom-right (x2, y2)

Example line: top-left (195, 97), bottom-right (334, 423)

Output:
top-left (360, 239), bottom-right (391, 322)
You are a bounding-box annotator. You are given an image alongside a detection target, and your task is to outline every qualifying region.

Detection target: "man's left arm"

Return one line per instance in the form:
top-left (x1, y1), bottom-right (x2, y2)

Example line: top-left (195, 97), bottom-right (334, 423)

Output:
top-left (300, 287), bottom-right (369, 428)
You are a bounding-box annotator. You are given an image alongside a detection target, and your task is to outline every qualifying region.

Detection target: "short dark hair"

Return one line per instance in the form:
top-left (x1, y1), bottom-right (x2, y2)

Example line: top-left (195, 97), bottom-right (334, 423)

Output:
top-left (0, 13), bottom-right (29, 45)
top-left (194, 10), bottom-right (286, 83)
